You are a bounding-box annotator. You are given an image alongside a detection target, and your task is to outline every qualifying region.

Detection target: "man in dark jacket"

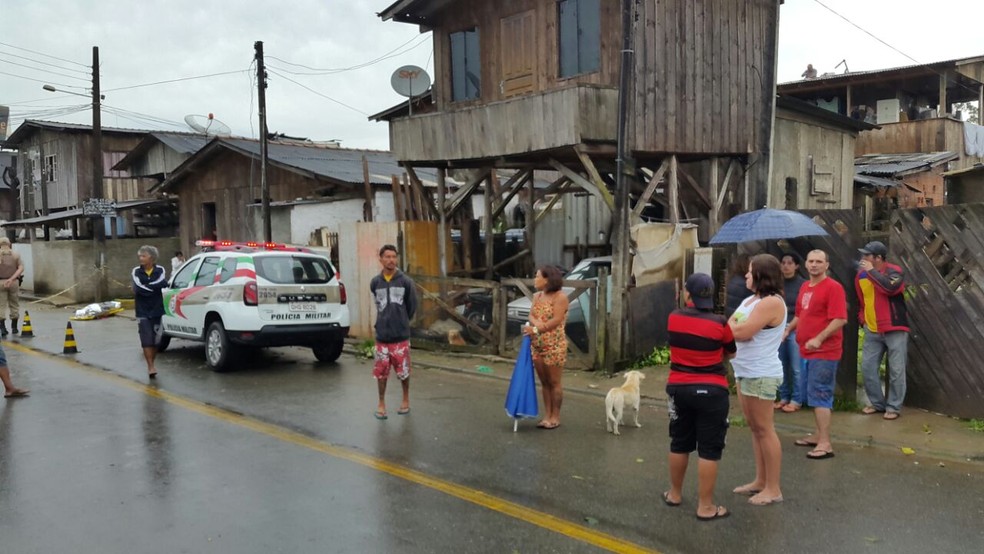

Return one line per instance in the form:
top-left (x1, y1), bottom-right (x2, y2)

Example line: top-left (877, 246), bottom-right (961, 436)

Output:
top-left (132, 245), bottom-right (168, 379)
top-left (370, 244), bottom-right (417, 419)
top-left (855, 241), bottom-right (909, 420)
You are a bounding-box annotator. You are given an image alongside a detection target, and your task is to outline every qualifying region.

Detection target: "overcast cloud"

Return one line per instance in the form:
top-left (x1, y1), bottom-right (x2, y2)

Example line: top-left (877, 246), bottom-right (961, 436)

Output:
top-left (2, 0), bottom-right (981, 150)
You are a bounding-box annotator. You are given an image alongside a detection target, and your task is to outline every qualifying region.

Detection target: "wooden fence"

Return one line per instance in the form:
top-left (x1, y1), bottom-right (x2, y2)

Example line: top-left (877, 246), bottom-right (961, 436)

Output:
top-left (891, 204), bottom-right (984, 418)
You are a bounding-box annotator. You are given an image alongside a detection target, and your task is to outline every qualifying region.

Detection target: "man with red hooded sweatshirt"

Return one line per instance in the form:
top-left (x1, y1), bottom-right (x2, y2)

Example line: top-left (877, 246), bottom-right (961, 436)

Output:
top-left (855, 241), bottom-right (909, 420)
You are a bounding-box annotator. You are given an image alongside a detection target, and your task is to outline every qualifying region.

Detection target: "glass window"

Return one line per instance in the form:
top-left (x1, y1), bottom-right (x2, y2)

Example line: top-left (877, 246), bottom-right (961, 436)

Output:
top-left (194, 257), bottom-right (221, 287)
top-left (171, 259), bottom-right (200, 289)
top-left (218, 257), bottom-right (238, 284)
top-left (558, 0), bottom-right (601, 78)
top-left (255, 256), bottom-right (335, 284)
top-left (450, 28), bottom-right (481, 101)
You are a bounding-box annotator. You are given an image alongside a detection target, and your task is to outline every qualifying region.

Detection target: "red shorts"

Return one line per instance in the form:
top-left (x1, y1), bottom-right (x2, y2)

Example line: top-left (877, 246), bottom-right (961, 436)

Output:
top-left (373, 340), bottom-right (411, 380)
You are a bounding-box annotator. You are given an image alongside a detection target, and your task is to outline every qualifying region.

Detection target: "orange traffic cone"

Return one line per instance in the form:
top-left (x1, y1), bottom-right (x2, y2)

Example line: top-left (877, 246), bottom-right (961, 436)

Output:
top-left (19, 311), bottom-right (34, 338)
top-left (63, 321), bottom-right (78, 354)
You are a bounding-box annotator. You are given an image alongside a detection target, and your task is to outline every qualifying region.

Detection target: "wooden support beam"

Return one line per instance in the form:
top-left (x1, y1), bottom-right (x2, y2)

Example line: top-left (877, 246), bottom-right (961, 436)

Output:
top-left (405, 165), bottom-right (438, 221)
top-left (939, 70), bottom-right (948, 115)
top-left (483, 173), bottom-right (494, 280)
top-left (490, 169), bottom-right (531, 220)
top-left (437, 168), bottom-right (448, 277)
top-left (668, 155), bottom-right (680, 224)
top-left (716, 159), bottom-right (738, 214)
top-left (525, 168), bottom-right (535, 274)
top-left (574, 149), bottom-right (617, 211)
top-left (631, 159), bottom-right (669, 219)
top-left (549, 159), bottom-right (614, 212)
top-left (402, 173), bottom-right (416, 220)
top-left (677, 166), bottom-right (713, 210)
top-left (492, 248), bottom-right (530, 272)
top-left (535, 182), bottom-right (570, 226)
top-left (445, 169), bottom-right (488, 218)
top-left (709, 158), bottom-right (720, 235)
top-left (361, 155), bottom-right (374, 222)
top-left (391, 175), bottom-right (404, 221)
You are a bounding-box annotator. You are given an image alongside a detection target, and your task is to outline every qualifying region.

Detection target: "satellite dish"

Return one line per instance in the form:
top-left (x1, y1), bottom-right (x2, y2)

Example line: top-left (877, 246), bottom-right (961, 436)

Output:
top-left (391, 65), bottom-right (431, 98)
top-left (184, 113), bottom-right (232, 136)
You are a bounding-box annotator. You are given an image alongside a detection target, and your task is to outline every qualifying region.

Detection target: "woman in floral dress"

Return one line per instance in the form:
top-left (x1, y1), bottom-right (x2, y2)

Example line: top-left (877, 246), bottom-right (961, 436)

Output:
top-left (523, 265), bottom-right (570, 429)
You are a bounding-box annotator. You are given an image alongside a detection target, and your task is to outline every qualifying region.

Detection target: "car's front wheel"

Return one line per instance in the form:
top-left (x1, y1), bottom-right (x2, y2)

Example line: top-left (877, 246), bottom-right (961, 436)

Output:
top-left (157, 333), bottom-right (171, 353)
top-left (313, 339), bottom-right (344, 363)
top-left (205, 320), bottom-right (234, 372)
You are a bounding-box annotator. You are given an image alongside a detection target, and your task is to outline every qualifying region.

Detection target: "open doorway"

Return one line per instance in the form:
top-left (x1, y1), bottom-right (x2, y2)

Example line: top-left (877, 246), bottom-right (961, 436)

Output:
top-left (202, 202), bottom-right (217, 240)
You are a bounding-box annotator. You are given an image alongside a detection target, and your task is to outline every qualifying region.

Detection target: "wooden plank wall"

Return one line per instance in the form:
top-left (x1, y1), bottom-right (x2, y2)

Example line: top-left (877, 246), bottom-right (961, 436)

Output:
top-left (632, 0), bottom-right (780, 156)
top-left (390, 85), bottom-right (618, 162)
top-left (431, 0), bottom-right (621, 111)
top-left (769, 109), bottom-right (857, 210)
top-left (856, 119), bottom-right (984, 170)
top-left (890, 204), bottom-right (984, 418)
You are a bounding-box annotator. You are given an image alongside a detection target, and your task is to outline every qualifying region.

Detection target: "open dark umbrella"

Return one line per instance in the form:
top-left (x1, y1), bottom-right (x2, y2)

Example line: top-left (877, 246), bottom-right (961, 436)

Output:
top-left (505, 335), bottom-right (538, 432)
top-left (709, 208), bottom-right (829, 244)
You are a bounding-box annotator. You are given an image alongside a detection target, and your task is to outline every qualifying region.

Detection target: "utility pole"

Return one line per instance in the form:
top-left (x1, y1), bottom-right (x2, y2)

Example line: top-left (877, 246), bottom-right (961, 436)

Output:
top-left (607, 0), bottom-right (634, 372)
top-left (92, 45), bottom-right (106, 301)
top-left (255, 41), bottom-right (271, 242)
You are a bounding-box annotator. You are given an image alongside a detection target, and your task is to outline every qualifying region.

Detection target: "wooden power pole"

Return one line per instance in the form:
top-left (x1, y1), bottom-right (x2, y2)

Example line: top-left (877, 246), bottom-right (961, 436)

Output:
top-left (255, 41), bottom-right (271, 242)
top-left (92, 45), bottom-right (107, 301)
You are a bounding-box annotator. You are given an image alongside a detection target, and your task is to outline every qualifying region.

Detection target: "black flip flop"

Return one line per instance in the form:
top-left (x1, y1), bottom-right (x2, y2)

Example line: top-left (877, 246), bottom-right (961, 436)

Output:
top-left (662, 492), bottom-right (681, 507)
top-left (806, 449), bottom-right (835, 460)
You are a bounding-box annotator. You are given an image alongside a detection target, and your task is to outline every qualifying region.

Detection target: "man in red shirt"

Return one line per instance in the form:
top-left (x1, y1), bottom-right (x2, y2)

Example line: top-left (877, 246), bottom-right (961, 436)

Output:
top-left (664, 273), bottom-right (737, 521)
top-left (855, 241), bottom-right (909, 420)
top-left (785, 250), bottom-right (847, 460)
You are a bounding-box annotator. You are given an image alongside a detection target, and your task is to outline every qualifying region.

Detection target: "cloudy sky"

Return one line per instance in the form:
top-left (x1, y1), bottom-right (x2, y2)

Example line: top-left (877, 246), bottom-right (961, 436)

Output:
top-left (2, 0), bottom-right (981, 149)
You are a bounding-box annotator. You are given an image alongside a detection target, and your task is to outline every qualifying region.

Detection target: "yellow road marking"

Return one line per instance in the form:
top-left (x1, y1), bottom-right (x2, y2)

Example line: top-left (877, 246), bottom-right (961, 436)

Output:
top-left (6, 342), bottom-right (659, 554)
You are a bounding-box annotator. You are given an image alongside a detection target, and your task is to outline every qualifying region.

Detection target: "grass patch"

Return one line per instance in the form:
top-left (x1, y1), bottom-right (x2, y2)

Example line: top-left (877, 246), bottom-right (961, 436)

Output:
top-left (833, 395), bottom-right (863, 413)
top-left (356, 339), bottom-right (375, 359)
top-left (968, 419), bottom-right (984, 433)
top-left (630, 346), bottom-right (670, 369)
top-left (730, 416), bottom-right (748, 428)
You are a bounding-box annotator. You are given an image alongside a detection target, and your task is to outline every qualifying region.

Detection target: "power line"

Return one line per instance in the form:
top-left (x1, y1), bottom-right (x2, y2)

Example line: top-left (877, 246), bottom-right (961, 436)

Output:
top-left (0, 69), bottom-right (88, 90)
top-left (4, 94), bottom-right (77, 106)
top-left (267, 35), bottom-right (429, 75)
top-left (811, 0), bottom-right (920, 65)
top-left (103, 69), bottom-right (249, 92)
top-left (266, 69), bottom-right (369, 116)
top-left (0, 40), bottom-right (89, 68)
top-left (0, 49), bottom-right (91, 76)
top-left (0, 56), bottom-right (92, 82)
top-left (101, 105), bottom-right (187, 129)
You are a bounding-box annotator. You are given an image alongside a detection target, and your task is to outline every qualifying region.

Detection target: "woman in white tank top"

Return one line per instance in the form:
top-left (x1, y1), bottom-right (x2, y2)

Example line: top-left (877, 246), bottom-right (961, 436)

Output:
top-left (728, 254), bottom-right (787, 507)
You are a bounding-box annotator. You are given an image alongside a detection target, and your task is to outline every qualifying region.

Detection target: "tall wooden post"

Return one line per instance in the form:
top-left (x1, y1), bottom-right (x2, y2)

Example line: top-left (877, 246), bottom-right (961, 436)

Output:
top-left (525, 170), bottom-right (535, 274)
top-left (669, 155), bottom-right (680, 224)
top-left (361, 155), bottom-right (374, 222)
top-left (484, 173), bottom-right (494, 280)
top-left (607, 0), bottom-right (634, 372)
top-left (709, 158), bottom-right (719, 236)
top-left (437, 168), bottom-right (448, 277)
top-left (939, 70), bottom-right (948, 116)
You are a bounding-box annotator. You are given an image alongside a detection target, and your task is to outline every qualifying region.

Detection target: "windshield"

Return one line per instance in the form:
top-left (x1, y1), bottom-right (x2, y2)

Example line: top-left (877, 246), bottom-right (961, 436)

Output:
top-left (566, 260), bottom-right (611, 281)
top-left (255, 255), bottom-right (335, 284)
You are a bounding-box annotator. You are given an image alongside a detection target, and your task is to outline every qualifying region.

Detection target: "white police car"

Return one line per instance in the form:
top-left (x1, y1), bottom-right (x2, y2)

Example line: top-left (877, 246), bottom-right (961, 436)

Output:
top-left (159, 240), bottom-right (350, 371)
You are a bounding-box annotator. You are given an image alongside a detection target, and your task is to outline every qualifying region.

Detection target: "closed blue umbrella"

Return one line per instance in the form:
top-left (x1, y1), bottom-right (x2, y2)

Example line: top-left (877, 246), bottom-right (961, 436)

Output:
top-left (505, 335), bottom-right (538, 432)
top-left (709, 208), bottom-right (829, 244)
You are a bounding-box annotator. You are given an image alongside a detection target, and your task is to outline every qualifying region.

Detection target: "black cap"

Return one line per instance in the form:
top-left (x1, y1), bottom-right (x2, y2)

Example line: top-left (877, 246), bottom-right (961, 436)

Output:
top-left (859, 241), bottom-right (888, 257)
top-left (685, 273), bottom-right (715, 310)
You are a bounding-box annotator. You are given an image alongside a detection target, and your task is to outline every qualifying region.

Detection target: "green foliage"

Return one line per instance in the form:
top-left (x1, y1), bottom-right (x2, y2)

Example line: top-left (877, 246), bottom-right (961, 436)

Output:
top-left (833, 394), bottom-right (863, 413)
top-left (730, 416), bottom-right (748, 428)
top-left (357, 339), bottom-right (375, 359)
top-left (631, 345), bottom-right (671, 368)
top-left (967, 419), bottom-right (984, 433)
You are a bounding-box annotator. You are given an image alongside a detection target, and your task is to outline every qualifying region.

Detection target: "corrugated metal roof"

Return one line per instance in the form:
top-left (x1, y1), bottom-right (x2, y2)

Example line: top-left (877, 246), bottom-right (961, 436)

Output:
top-left (1, 198), bottom-right (171, 227)
top-left (779, 54), bottom-right (984, 88)
top-left (2, 119), bottom-right (151, 146)
top-left (854, 152), bottom-right (958, 176)
top-left (220, 138), bottom-right (441, 186)
top-left (151, 132), bottom-right (209, 155)
top-left (854, 174), bottom-right (901, 189)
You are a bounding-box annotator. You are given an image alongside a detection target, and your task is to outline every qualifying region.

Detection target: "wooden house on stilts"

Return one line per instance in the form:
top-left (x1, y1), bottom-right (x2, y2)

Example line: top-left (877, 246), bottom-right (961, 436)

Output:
top-left (377, 0), bottom-right (782, 366)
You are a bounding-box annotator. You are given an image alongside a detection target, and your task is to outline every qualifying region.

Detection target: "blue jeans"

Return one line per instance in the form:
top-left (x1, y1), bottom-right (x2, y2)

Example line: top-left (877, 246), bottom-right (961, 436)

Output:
top-left (777, 330), bottom-right (803, 405)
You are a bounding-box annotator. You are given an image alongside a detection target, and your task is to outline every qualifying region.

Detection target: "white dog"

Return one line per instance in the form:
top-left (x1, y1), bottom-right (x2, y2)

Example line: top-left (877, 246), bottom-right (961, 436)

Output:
top-left (605, 370), bottom-right (645, 435)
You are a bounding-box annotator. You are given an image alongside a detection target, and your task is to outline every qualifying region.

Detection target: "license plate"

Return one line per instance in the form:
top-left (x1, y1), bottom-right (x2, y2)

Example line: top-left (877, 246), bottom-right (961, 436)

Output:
top-left (289, 302), bottom-right (317, 312)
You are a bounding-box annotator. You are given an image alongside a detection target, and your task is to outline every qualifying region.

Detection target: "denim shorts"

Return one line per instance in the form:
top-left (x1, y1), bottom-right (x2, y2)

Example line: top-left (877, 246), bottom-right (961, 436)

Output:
top-left (803, 359), bottom-right (838, 409)
top-left (137, 317), bottom-right (163, 348)
top-left (736, 377), bottom-right (782, 401)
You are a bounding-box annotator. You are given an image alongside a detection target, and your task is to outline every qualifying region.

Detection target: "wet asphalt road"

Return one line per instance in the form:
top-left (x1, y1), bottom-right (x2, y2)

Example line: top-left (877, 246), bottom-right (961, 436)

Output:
top-left (1, 309), bottom-right (983, 553)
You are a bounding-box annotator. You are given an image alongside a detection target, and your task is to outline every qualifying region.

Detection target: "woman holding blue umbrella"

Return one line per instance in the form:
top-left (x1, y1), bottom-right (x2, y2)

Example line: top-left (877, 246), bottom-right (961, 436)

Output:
top-left (523, 266), bottom-right (570, 430)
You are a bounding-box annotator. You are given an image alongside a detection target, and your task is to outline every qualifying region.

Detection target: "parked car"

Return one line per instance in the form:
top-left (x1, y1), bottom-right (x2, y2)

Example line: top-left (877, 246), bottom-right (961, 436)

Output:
top-left (505, 256), bottom-right (612, 351)
top-left (159, 241), bottom-right (350, 371)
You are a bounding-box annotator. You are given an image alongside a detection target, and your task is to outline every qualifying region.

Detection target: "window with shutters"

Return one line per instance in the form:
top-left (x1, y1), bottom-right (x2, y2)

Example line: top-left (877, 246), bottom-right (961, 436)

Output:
top-left (558, 0), bottom-right (601, 78)
top-left (44, 154), bottom-right (57, 183)
top-left (450, 28), bottom-right (481, 102)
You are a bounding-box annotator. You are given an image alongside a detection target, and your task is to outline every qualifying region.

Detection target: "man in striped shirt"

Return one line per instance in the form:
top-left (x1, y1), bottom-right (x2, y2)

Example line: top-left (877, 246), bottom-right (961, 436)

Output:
top-left (663, 273), bottom-right (737, 521)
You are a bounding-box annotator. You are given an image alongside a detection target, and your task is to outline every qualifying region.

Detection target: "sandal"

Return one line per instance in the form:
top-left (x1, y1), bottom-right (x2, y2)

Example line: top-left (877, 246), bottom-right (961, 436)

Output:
top-left (773, 401), bottom-right (787, 410)
top-left (861, 406), bottom-right (882, 415)
top-left (781, 403), bottom-right (800, 413)
top-left (696, 506), bottom-right (730, 521)
top-left (883, 411), bottom-right (900, 420)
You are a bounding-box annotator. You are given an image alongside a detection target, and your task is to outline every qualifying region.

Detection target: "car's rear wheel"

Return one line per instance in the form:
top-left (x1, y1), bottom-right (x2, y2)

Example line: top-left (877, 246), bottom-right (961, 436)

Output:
top-left (313, 339), bottom-right (344, 363)
top-left (157, 333), bottom-right (171, 353)
top-left (205, 320), bottom-right (235, 372)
